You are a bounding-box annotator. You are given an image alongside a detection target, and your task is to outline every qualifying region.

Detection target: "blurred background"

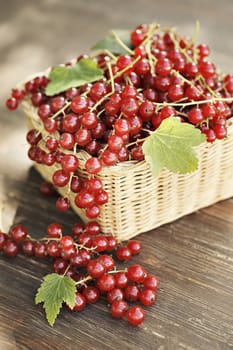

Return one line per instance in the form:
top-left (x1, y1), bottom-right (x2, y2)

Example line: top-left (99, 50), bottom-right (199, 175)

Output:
top-left (0, 0), bottom-right (233, 229)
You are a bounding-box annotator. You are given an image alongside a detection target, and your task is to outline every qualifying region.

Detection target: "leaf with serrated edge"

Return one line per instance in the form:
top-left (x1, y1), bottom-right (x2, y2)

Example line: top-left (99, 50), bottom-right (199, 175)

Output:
top-left (92, 29), bottom-right (133, 55)
top-left (35, 273), bottom-right (76, 326)
top-left (45, 59), bottom-right (103, 96)
top-left (142, 117), bottom-right (205, 177)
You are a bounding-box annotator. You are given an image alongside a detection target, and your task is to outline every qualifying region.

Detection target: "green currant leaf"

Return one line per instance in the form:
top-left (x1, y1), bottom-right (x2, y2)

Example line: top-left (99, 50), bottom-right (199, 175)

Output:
top-left (91, 29), bottom-right (133, 55)
top-left (45, 58), bottom-right (103, 96)
top-left (35, 273), bottom-right (76, 326)
top-left (142, 117), bottom-right (206, 177)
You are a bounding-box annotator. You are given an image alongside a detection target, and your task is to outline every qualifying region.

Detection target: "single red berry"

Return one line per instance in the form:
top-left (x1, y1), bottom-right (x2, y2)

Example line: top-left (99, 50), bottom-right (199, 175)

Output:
top-left (143, 275), bottom-right (159, 291)
top-left (101, 149), bottom-right (118, 166)
top-left (10, 225), bottom-right (28, 242)
top-left (71, 292), bottom-right (86, 311)
top-left (127, 240), bottom-right (142, 255)
top-left (121, 98), bottom-right (139, 117)
top-left (106, 236), bottom-right (118, 252)
top-left (124, 284), bottom-right (140, 301)
top-left (87, 259), bottom-right (106, 278)
top-left (110, 300), bottom-right (128, 318)
top-left (22, 240), bottom-right (35, 256)
top-left (114, 272), bottom-right (128, 289)
top-left (59, 132), bottom-right (75, 150)
top-left (47, 241), bottom-right (61, 257)
top-left (82, 286), bottom-right (100, 304)
top-left (85, 221), bottom-right (101, 235)
top-left (52, 169), bottom-right (70, 187)
top-left (155, 57), bottom-right (173, 77)
top-left (126, 306), bottom-right (145, 326)
top-left (92, 235), bottom-right (108, 252)
top-left (97, 273), bottom-right (115, 292)
top-left (85, 157), bottom-right (102, 174)
top-left (188, 108), bottom-right (204, 124)
top-left (34, 242), bottom-right (47, 258)
top-left (56, 197), bottom-right (70, 212)
top-left (71, 95), bottom-right (89, 114)
top-left (6, 97), bottom-right (18, 110)
top-left (47, 223), bottom-right (63, 238)
top-left (60, 236), bottom-right (74, 250)
top-left (95, 190), bottom-right (108, 205)
top-left (107, 288), bottom-right (124, 304)
top-left (81, 111), bottom-right (98, 129)
top-left (53, 257), bottom-right (68, 274)
top-left (97, 254), bottom-right (115, 271)
top-left (71, 222), bottom-right (84, 237)
top-left (70, 176), bottom-right (83, 193)
top-left (63, 113), bottom-right (81, 133)
top-left (61, 246), bottom-right (76, 260)
top-left (75, 189), bottom-right (95, 208)
top-left (61, 154), bottom-right (79, 173)
top-left (3, 240), bottom-right (18, 257)
top-left (139, 289), bottom-right (156, 306)
top-left (75, 128), bottom-right (92, 146)
top-left (127, 264), bottom-right (147, 283)
top-left (77, 233), bottom-right (93, 248)
top-left (116, 246), bottom-right (132, 261)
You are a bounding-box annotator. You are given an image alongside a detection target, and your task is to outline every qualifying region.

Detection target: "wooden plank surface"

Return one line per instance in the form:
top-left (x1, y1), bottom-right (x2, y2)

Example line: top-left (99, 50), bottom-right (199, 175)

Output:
top-left (1, 1), bottom-right (233, 349)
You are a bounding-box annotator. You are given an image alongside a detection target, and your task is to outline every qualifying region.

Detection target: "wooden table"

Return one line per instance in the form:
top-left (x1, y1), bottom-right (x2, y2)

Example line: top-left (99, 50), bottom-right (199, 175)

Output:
top-left (1, 1), bottom-right (233, 349)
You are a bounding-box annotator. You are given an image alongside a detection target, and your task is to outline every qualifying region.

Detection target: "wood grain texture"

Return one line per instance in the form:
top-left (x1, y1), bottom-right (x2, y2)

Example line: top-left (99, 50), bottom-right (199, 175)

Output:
top-left (1, 1), bottom-right (233, 349)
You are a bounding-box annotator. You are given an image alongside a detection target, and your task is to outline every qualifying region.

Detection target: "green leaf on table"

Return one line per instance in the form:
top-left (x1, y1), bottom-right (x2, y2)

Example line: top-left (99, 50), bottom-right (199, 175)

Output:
top-left (45, 58), bottom-right (103, 96)
top-left (35, 273), bottom-right (76, 326)
top-left (142, 117), bottom-right (206, 177)
top-left (92, 29), bottom-right (133, 55)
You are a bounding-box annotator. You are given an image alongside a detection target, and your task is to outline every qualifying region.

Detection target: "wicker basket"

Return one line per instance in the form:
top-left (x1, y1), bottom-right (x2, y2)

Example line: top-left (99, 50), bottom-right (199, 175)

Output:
top-left (22, 100), bottom-right (233, 240)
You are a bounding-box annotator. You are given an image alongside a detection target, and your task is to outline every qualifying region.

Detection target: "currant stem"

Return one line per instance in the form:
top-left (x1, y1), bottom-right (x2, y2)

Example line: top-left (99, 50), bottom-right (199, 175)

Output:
top-left (111, 31), bottom-right (134, 55)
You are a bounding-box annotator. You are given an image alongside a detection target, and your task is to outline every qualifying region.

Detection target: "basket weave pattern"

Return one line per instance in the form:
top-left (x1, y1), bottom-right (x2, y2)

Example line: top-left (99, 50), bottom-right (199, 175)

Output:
top-left (22, 101), bottom-right (233, 240)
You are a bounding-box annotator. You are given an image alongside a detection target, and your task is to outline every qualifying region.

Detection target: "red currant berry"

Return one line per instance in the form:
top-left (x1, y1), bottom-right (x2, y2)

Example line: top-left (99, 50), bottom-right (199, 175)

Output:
top-left (143, 275), bottom-right (159, 291)
top-left (107, 288), bottom-right (124, 304)
top-left (10, 225), bottom-right (28, 242)
top-left (75, 189), bottom-right (95, 208)
top-left (85, 221), bottom-right (101, 235)
top-left (56, 197), bottom-right (70, 212)
top-left (126, 306), bottom-right (145, 326)
top-left (47, 241), bottom-right (61, 257)
top-left (87, 259), bottom-right (106, 278)
top-left (52, 169), bottom-right (70, 187)
top-left (34, 242), bottom-right (47, 258)
top-left (3, 240), bottom-right (18, 257)
top-left (97, 273), bottom-right (115, 292)
top-left (92, 235), bottom-right (108, 252)
top-left (85, 157), bottom-right (102, 174)
top-left (127, 240), bottom-right (142, 255)
top-left (82, 286), bottom-right (100, 304)
top-left (60, 236), bottom-right (74, 250)
top-left (116, 246), bottom-right (132, 261)
top-left (97, 254), bottom-right (115, 271)
top-left (22, 240), bottom-right (35, 256)
top-left (47, 223), bottom-right (63, 238)
top-left (139, 289), bottom-right (156, 306)
top-left (124, 285), bottom-right (140, 301)
top-left (71, 292), bottom-right (86, 311)
top-left (6, 97), bottom-right (18, 110)
top-left (114, 272), bottom-right (128, 289)
top-left (61, 154), bottom-right (79, 173)
top-left (110, 300), bottom-right (128, 318)
top-left (71, 96), bottom-right (89, 114)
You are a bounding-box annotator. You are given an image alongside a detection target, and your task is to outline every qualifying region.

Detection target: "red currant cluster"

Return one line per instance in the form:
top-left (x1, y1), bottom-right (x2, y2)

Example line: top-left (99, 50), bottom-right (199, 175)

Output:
top-left (0, 221), bottom-right (158, 326)
top-left (5, 23), bottom-right (233, 220)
